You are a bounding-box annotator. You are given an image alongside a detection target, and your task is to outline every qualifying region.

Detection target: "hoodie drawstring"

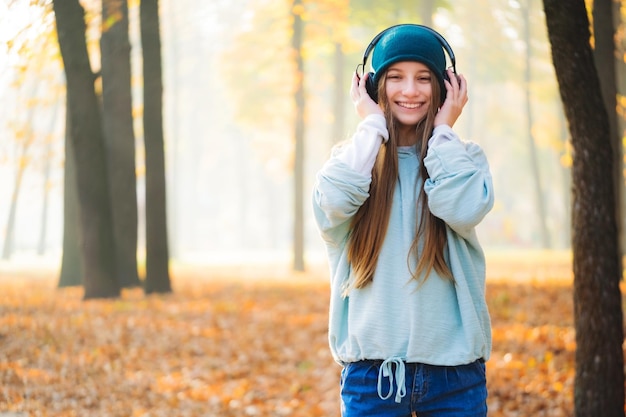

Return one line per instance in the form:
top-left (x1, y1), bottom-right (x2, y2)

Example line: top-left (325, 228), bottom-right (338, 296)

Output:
top-left (377, 357), bottom-right (406, 403)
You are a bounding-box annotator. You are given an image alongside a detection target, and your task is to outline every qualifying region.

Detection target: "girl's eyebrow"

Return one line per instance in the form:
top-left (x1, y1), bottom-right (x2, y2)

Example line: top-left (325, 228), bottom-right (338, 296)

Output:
top-left (388, 67), bottom-right (430, 74)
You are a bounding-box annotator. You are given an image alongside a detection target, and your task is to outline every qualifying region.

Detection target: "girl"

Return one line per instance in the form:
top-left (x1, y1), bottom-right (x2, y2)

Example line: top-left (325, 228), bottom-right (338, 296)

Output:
top-left (312, 24), bottom-right (494, 417)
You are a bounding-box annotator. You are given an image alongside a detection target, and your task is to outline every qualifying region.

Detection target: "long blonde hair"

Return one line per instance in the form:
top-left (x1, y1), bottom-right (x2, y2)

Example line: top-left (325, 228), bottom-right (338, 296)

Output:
top-left (346, 69), bottom-right (453, 291)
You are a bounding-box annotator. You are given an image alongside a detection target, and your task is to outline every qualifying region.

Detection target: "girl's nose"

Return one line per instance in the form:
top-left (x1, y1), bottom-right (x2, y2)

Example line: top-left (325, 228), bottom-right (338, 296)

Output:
top-left (402, 80), bottom-right (418, 95)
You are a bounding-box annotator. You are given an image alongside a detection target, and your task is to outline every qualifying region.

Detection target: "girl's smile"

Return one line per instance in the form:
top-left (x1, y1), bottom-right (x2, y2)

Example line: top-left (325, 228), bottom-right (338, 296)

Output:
top-left (396, 101), bottom-right (423, 109)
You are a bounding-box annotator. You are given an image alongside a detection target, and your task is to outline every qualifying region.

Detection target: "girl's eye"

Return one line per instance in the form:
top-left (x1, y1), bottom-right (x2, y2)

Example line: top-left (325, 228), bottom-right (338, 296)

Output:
top-left (418, 77), bottom-right (431, 82)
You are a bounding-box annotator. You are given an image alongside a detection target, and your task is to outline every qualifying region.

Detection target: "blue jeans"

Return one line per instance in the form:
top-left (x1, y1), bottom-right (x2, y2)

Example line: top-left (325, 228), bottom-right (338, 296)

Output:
top-left (340, 359), bottom-right (487, 417)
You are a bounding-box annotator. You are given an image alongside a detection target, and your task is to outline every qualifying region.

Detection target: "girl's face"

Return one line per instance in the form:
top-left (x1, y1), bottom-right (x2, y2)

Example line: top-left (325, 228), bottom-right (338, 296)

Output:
top-left (384, 61), bottom-right (433, 131)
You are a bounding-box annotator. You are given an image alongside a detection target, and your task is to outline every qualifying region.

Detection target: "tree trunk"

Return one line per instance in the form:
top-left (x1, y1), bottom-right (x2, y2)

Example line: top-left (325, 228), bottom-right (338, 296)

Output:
top-left (2, 142), bottom-right (28, 260)
top-left (37, 103), bottom-right (57, 256)
top-left (53, 0), bottom-right (120, 299)
top-left (59, 104), bottom-right (83, 287)
top-left (37, 173), bottom-right (50, 256)
top-left (523, 1), bottom-right (551, 248)
top-left (418, 0), bottom-right (434, 27)
top-left (140, 0), bottom-right (172, 294)
top-left (542, 1), bottom-right (625, 415)
top-left (292, 0), bottom-right (305, 272)
top-left (593, 0), bottom-right (623, 271)
top-left (558, 110), bottom-right (572, 248)
top-left (3, 82), bottom-right (38, 260)
top-left (101, 0), bottom-right (140, 288)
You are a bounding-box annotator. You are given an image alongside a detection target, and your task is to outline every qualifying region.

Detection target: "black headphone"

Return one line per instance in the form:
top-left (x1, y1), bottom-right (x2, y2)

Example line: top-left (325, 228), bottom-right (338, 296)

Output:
top-left (356, 24), bottom-right (457, 103)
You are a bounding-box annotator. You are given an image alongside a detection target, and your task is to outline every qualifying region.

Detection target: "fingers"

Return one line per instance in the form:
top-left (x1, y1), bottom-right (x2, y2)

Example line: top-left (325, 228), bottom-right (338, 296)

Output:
top-left (351, 71), bottom-right (368, 100)
top-left (350, 72), bottom-right (360, 100)
top-left (445, 69), bottom-right (468, 103)
top-left (435, 70), bottom-right (468, 128)
top-left (351, 72), bottom-right (383, 119)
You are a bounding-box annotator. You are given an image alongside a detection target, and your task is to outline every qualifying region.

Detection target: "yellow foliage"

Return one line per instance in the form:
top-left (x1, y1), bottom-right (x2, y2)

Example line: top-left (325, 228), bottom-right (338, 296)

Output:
top-left (102, 12), bottom-right (124, 32)
top-left (292, 4), bottom-right (305, 16)
top-left (560, 139), bottom-right (573, 168)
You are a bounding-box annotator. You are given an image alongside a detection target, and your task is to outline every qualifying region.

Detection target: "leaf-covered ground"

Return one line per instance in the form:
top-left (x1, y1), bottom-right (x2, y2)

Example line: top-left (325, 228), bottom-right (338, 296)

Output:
top-left (0, 254), bottom-right (621, 416)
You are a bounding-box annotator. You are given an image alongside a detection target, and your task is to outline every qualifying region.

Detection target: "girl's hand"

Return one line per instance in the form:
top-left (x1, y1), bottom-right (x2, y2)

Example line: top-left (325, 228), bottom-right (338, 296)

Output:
top-left (434, 69), bottom-right (468, 128)
top-left (351, 72), bottom-right (384, 119)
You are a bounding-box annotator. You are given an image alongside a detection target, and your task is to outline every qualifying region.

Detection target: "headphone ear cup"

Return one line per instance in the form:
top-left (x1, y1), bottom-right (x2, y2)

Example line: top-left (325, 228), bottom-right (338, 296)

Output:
top-left (365, 72), bottom-right (378, 103)
top-left (440, 70), bottom-right (460, 104)
top-left (440, 71), bottom-right (450, 104)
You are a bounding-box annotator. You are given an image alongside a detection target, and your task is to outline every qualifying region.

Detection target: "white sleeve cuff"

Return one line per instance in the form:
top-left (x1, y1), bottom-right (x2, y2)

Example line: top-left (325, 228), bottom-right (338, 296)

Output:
top-left (336, 114), bottom-right (388, 176)
top-left (428, 124), bottom-right (459, 147)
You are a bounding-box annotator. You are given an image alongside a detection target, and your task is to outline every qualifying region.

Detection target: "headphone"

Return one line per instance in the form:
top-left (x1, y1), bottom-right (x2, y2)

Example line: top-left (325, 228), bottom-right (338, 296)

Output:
top-left (356, 24), bottom-right (457, 103)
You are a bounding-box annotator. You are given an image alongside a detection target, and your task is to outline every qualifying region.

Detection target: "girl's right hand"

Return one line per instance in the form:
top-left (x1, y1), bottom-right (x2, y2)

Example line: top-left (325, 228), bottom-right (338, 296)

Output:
top-left (351, 72), bottom-right (384, 119)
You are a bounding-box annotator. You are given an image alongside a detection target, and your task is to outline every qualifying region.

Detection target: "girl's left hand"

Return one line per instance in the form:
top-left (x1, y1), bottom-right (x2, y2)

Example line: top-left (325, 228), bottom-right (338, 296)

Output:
top-left (434, 69), bottom-right (468, 128)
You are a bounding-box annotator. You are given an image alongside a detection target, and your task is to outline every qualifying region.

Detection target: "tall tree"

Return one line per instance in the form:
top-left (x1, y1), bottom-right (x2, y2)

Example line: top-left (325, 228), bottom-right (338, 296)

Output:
top-left (418, 0), bottom-right (435, 27)
top-left (140, 0), bottom-right (172, 294)
top-left (542, 0), bottom-right (625, 415)
top-left (37, 99), bottom-right (61, 256)
top-left (327, 0), bottom-right (349, 147)
top-left (53, 0), bottom-right (120, 299)
top-left (3, 77), bottom-right (40, 260)
top-left (59, 105), bottom-right (82, 287)
top-left (593, 0), bottom-right (623, 268)
top-left (100, 0), bottom-right (140, 288)
top-left (292, 0), bottom-right (306, 272)
top-left (522, 0), bottom-right (551, 248)
top-left (2, 121), bottom-right (32, 260)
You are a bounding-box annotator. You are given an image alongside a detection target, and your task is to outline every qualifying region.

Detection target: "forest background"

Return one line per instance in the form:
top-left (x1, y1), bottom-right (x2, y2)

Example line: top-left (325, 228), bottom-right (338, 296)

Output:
top-left (3, 0), bottom-right (623, 268)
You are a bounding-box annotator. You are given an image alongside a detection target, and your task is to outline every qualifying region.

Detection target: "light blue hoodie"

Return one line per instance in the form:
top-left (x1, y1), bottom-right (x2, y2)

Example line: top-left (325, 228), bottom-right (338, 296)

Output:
top-left (312, 114), bottom-right (494, 372)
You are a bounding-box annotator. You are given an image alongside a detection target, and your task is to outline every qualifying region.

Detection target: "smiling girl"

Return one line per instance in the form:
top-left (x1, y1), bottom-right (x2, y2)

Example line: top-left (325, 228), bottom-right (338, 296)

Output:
top-left (312, 24), bottom-right (495, 416)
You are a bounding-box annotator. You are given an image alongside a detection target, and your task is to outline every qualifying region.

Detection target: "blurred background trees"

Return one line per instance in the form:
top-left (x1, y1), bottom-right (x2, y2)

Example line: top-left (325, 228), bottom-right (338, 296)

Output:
top-left (100, 0), bottom-right (141, 289)
top-left (140, 0), bottom-right (171, 294)
top-left (1, 0), bottom-right (625, 272)
top-left (53, 0), bottom-right (120, 299)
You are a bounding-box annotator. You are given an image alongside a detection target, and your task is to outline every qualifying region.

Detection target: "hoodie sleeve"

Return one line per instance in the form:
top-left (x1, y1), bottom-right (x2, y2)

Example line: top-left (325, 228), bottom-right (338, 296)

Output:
top-left (312, 114), bottom-right (388, 245)
top-left (423, 125), bottom-right (494, 239)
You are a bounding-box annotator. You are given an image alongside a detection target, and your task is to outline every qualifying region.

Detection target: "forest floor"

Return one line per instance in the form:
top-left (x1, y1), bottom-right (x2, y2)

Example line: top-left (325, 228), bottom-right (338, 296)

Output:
top-left (0, 250), bottom-right (620, 416)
